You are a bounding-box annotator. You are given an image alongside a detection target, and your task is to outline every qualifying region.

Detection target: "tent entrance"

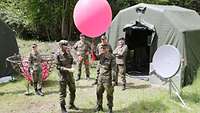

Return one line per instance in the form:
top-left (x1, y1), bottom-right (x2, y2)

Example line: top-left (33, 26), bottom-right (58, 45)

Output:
top-left (124, 22), bottom-right (156, 76)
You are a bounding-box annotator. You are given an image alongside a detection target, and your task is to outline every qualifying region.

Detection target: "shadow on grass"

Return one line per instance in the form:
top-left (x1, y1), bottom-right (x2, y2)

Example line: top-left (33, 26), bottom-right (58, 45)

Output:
top-left (69, 100), bottom-right (168, 113)
top-left (43, 80), bottom-right (58, 88)
top-left (0, 90), bottom-right (27, 95)
top-left (70, 108), bottom-right (95, 113)
top-left (76, 85), bottom-right (95, 89)
top-left (126, 83), bottom-right (151, 89)
top-left (44, 90), bottom-right (59, 95)
top-left (115, 100), bottom-right (168, 113)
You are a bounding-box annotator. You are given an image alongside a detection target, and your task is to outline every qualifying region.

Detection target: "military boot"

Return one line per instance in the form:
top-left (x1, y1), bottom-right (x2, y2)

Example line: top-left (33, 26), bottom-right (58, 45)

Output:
top-left (86, 74), bottom-right (90, 80)
top-left (68, 104), bottom-right (79, 110)
top-left (122, 84), bottom-right (126, 91)
top-left (38, 89), bottom-right (44, 96)
top-left (94, 105), bottom-right (103, 112)
top-left (34, 89), bottom-right (40, 96)
top-left (60, 104), bottom-right (68, 113)
top-left (107, 107), bottom-right (113, 113)
top-left (76, 74), bottom-right (81, 81)
top-left (33, 82), bottom-right (39, 95)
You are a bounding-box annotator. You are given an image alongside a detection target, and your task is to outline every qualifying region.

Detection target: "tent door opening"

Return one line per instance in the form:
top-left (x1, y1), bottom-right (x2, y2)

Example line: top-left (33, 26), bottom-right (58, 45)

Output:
top-left (124, 22), bottom-right (156, 76)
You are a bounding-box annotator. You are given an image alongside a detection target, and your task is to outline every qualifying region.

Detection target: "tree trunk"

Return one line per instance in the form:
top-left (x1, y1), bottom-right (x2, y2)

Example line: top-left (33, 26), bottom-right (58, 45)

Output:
top-left (61, 0), bottom-right (68, 39)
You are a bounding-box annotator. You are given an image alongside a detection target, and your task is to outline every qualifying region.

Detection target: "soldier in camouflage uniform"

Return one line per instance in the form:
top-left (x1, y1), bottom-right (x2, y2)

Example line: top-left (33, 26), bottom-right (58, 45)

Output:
top-left (95, 44), bottom-right (116, 113)
top-left (92, 35), bottom-right (113, 85)
top-left (73, 34), bottom-right (91, 81)
top-left (113, 37), bottom-right (128, 90)
top-left (29, 44), bottom-right (44, 96)
top-left (56, 40), bottom-right (79, 113)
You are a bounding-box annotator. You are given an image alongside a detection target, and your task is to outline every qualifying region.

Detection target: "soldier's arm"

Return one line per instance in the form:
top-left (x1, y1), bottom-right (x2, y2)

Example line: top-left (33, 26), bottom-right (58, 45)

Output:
top-left (86, 41), bottom-right (92, 54)
top-left (95, 44), bottom-right (100, 59)
top-left (55, 54), bottom-right (66, 71)
top-left (28, 53), bottom-right (33, 65)
top-left (73, 41), bottom-right (78, 50)
top-left (117, 45), bottom-right (128, 56)
top-left (113, 47), bottom-right (118, 55)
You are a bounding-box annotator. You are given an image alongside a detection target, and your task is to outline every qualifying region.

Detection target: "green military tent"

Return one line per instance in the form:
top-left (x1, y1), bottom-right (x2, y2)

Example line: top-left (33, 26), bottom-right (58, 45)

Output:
top-left (0, 19), bottom-right (19, 78)
top-left (107, 3), bottom-right (200, 86)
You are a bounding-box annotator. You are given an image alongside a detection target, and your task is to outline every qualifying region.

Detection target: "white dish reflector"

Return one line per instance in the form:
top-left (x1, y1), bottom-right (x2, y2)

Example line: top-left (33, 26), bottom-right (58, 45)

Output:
top-left (152, 45), bottom-right (181, 79)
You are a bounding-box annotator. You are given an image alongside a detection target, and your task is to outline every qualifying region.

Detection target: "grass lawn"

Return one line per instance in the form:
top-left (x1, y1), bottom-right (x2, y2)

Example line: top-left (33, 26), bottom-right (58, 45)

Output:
top-left (0, 38), bottom-right (200, 113)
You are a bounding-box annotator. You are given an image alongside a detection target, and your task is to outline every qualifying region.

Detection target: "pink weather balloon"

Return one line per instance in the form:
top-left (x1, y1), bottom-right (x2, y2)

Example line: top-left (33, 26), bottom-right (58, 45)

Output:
top-left (73, 0), bottom-right (112, 38)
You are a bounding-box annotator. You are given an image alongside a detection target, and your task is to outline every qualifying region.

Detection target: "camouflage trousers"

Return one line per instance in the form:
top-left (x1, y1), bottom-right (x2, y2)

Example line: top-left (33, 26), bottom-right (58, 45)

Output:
top-left (77, 56), bottom-right (90, 77)
top-left (31, 66), bottom-right (42, 90)
top-left (96, 83), bottom-right (114, 108)
top-left (115, 64), bottom-right (126, 85)
top-left (59, 73), bottom-right (76, 106)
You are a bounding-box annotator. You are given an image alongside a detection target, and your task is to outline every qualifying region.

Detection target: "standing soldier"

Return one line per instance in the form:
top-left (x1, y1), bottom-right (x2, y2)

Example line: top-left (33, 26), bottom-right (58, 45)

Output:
top-left (73, 34), bottom-right (91, 81)
top-left (113, 37), bottom-right (128, 90)
top-left (56, 40), bottom-right (79, 113)
top-left (92, 35), bottom-right (112, 85)
top-left (29, 44), bottom-right (44, 96)
top-left (95, 44), bottom-right (116, 113)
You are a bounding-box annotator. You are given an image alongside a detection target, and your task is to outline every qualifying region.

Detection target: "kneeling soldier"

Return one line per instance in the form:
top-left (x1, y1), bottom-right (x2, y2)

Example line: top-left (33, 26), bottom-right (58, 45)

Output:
top-left (56, 40), bottom-right (79, 113)
top-left (95, 44), bottom-right (116, 113)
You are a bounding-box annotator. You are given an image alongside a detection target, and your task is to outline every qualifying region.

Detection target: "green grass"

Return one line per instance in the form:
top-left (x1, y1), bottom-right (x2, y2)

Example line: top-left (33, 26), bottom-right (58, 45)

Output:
top-left (0, 38), bottom-right (200, 113)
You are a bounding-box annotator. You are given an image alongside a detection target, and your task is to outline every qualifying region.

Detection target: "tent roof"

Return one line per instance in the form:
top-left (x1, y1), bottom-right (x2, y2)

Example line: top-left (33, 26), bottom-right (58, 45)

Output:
top-left (118, 3), bottom-right (200, 32)
top-left (121, 3), bottom-right (194, 13)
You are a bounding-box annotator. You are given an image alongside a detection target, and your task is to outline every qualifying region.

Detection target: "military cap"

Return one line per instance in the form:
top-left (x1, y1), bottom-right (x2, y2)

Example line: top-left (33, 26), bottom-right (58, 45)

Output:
top-left (32, 43), bottom-right (38, 48)
top-left (80, 33), bottom-right (85, 37)
top-left (59, 40), bottom-right (68, 46)
top-left (101, 35), bottom-right (107, 40)
top-left (118, 37), bottom-right (125, 41)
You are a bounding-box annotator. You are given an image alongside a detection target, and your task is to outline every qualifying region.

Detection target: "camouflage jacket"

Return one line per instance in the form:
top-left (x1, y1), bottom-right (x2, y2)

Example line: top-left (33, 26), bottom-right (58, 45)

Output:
top-left (29, 51), bottom-right (41, 70)
top-left (56, 50), bottom-right (74, 81)
top-left (98, 53), bottom-right (116, 84)
top-left (73, 40), bottom-right (91, 57)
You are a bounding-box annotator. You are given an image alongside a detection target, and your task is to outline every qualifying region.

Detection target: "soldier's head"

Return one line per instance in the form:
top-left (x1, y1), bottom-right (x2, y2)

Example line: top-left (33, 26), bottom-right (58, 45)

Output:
top-left (118, 37), bottom-right (125, 46)
top-left (99, 44), bottom-right (109, 55)
top-left (80, 34), bottom-right (85, 41)
top-left (100, 35), bottom-right (107, 44)
top-left (59, 40), bottom-right (69, 52)
top-left (32, 44), bottom-right (38, 52)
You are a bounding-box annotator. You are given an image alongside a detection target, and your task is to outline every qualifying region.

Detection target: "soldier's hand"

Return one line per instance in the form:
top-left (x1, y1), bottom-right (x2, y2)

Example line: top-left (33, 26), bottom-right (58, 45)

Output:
top-left (77, 51), bottom-right (80, 56)
top-left (78, 56), bottom-right (83, 61)
top-left (61, 67), bottom-right (75, 72)
top-left (60, 67), bottom-right (68, 71)
top-left (112, 81), bottom-right (116, 87)
top-left (67, 68), bottom-right (75, 73)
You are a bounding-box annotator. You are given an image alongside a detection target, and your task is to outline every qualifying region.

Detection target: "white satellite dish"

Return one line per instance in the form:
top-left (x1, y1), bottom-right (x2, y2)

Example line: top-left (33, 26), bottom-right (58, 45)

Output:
top-left (152, 45), bottom-right (181, 79)
top-left (152, 45), bottom-right (186, 107)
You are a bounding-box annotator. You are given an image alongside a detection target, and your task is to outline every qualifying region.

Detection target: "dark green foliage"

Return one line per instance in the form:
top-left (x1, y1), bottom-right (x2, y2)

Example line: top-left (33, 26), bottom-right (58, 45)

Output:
top-left (168, 0), bottom-right (200, 14)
